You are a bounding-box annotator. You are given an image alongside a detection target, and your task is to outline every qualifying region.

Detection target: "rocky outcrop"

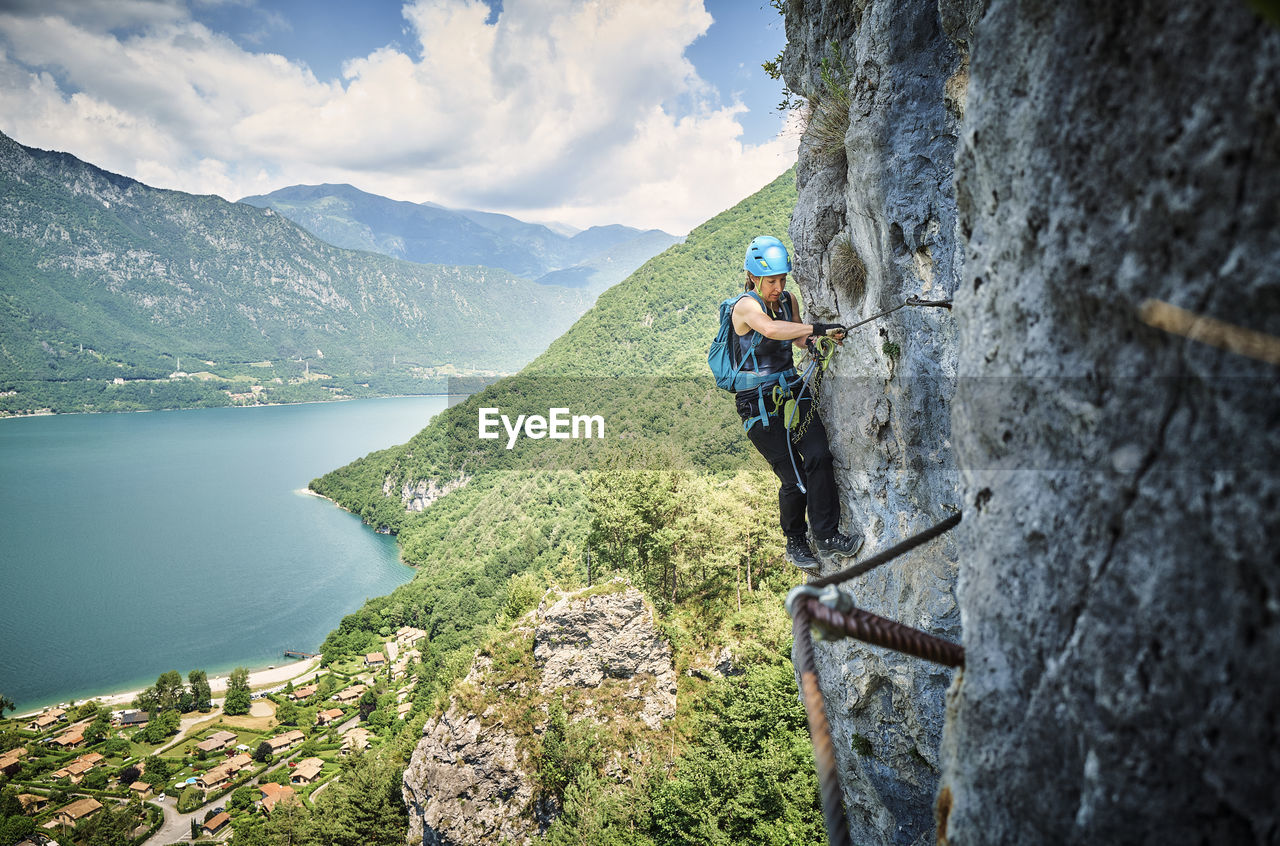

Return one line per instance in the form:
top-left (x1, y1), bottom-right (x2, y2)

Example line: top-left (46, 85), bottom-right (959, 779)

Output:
top-left (534, 589), bottom-right (677, 731)
top-left (403, 584), bottom-right (675, 846)
top-left (386, 473), bottom-right (470, 513)
top-left (782, 2), bottom-right (966, 843)
top-left (783, 0), bottom-right (1278, 843)
top-left (403, 706), bottom-right (534, 846)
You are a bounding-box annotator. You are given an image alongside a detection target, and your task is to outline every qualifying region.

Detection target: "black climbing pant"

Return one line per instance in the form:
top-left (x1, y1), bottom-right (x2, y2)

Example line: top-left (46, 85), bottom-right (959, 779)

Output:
top-left (736, 393), bottom-right (840, 542)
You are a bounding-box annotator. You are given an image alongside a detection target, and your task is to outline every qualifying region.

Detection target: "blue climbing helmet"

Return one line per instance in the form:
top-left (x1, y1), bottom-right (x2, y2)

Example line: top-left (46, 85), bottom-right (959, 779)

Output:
top-left (744, 235), bottom-right (791, 276)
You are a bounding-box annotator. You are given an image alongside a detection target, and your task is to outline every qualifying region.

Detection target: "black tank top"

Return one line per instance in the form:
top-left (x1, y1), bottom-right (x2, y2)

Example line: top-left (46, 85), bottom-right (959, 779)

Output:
top-left (734, 291), bottom-right (797, 401)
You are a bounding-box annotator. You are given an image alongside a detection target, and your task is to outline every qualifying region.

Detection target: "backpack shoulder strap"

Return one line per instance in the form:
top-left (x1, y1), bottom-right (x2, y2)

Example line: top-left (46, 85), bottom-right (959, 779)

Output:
top-left (779, 290), bottom-right (797, 322)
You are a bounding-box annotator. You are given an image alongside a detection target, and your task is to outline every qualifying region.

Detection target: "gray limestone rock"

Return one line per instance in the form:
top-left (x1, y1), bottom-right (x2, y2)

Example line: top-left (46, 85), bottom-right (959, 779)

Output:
top-left (402, 584), bottom-right (675, 845)
top-left (782, 2), bottom-right (966, 843)
top-left (783, 0), bottom-right (1276, 843)
top-left (942, 2), bottom-right (1280, 843)
top-left (403, 706), bottom-right (535, 846)
top-left (534, 587), bottom-right (677, 731)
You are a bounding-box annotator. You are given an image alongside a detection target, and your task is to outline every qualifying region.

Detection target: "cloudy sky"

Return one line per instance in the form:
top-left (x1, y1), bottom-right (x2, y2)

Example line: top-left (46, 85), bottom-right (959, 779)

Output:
top-left (0, 0), bottom-right (796, 234)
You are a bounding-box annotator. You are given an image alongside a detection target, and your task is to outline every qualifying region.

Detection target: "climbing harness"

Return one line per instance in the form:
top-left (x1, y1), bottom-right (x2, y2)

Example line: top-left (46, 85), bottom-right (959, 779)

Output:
top-left (786, 512), bottom-right (964, 846)
top-left (742, 297), bottom-right (952, 495)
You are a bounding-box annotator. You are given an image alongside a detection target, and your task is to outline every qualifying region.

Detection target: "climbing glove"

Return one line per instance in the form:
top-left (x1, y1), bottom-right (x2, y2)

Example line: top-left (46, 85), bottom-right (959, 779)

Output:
top-left (810, 322), bottom-right (847, 338)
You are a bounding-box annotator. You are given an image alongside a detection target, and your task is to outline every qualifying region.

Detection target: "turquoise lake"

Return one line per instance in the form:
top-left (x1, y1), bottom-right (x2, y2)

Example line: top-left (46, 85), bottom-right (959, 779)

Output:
top-left (0, 397), bottom-right (447, 712)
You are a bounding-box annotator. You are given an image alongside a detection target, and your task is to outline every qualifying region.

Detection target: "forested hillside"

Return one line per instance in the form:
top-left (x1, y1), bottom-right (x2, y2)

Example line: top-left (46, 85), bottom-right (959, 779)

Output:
top-left (0, 132), bottom-right (588, 414)
top-left (289, 168), bottom-right (829, 845)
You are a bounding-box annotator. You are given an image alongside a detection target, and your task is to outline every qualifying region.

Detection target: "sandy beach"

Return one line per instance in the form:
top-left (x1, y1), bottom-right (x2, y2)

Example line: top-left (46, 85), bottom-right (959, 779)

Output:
top-left (18, 656), bottom-right (324, 717)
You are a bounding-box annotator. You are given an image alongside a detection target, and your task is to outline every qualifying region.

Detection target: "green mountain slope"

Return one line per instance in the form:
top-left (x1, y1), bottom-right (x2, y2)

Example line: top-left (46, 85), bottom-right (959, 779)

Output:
top-left (311, 167), bottom-right (798, 530)
top-left (0, 132), bottom-right (589, 413)
top-left (524, 169), bottom-right (798, 376)
top-left (239, 183), bottom-right (680, 289)
top-left (305, 168), bottom-right (822, 845)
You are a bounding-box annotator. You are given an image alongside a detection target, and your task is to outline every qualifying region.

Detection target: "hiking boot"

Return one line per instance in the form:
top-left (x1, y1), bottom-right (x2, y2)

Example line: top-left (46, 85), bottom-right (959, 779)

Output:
top-left (785, 536), bottom-right (820, 573)
top-left (815, 531), bottom-right (863, 558)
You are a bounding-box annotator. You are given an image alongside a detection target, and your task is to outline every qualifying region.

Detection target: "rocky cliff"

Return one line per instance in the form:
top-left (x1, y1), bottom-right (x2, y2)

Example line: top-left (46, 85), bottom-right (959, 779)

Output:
top-left (402, 584), bottom-right (676, 846)
top-left (781, 2), bottom-right (965, 843)
top-left (943, 2), bottom-right (1279, 843)
top-left (781, 1), bottom-right (1278, 843)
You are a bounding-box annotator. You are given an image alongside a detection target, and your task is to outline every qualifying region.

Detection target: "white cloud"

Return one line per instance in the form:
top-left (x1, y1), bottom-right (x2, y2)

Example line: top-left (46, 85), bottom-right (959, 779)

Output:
top-left (0, 0), bottom-right (795, 233)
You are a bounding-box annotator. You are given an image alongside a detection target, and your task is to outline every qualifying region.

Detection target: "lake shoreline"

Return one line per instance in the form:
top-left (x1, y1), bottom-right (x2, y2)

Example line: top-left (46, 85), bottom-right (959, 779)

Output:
top-left (0, 391), bottom-right (457, 422)
top-left (13, 656), bottom-right (325, 719)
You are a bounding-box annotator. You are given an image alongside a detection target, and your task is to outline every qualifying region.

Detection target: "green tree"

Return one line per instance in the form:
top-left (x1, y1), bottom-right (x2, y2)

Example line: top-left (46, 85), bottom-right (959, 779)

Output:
top-left (264, 797), bottom-right (313, 845)
top-left (84, 707), bottom-right (111, 744)
top-left (0, 815), bottom-right (36, 846)
top-left (189, 669), bottom-right (213, 712)
top-left (137, 709), bottom-right (180, 744)
top-left (275, 699), bottom-right (299, 726)
top-left (224, 667), bottom-right (252, 716)
top-left (536, 702), bottom-right (602, 805)
top-left (142, 755), bottom-right (172, 789)
top-left (76, 802), bottom-right (137, 846)
top-left (230, 784), bottom-right (259, 812)
top-left (357, 690), bottom-right (378, 722)
top-left (253, 741), bottom-right (273, 764)
top-left (311, 752), bottom-right (407, 846)
top-left (155, 670), bottom-right (185, 712)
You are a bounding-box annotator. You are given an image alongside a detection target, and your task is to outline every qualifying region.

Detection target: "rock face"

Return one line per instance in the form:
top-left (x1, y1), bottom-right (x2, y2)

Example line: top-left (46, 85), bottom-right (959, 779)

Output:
top-left (783, 0), bottom-right (1279, 843)
top-left (402, 585), bottom-right (675, 846)
top-left (943, 2), bottom-right (1280, 843)
top-left (782, 2), bottom-right (966, 843)
top-left (386, 473), bottom-right (469, 513)
top-left (534, 589), bottom-right (678, 731)
top-left (403, 707), bottom-right (533, 846)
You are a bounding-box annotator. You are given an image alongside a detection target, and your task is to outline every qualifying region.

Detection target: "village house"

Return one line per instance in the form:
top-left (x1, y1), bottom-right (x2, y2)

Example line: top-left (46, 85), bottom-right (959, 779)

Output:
top-left (396, 626), bottom-right (426, 646)
top-left (315, 708), bottom-right (345, 727)
top-left (0, 747), bottom-right (27, 776)
top-left (203, 811), bottom-right (231, 836)
top-left (129, 781), bottom-right (152, 799)
top-left (196, 763), bottom-right (234, 790)
top-left (51, 753), bottom-right (103, 784)
top-left (265, 729), bottom-right (306, 754)
top-left (332, 684), bottom-right (366, 705)
top-left (53, 797), bottom-right (102, 827)
top-left (225, 752), bottom-right (253, 772)
top-left (341, 727), bottom-right (371, 754)
top-left (25, 708), bottom-right (65, 733)
top-left (114, 709), bottom-right (149, 727)
top-left (290, 757), bottom-right (324, 785)
top-left (17, 794), bottom-right (48, 815)
top-left (364, 651), bottom-right (386, 668)
top-left (288, 684), bottom-right (318, 701)
top-left (48, 727), bottom-right (85, 749)
top-left (258, 782), bottom-right (297, 814)
top-left (195, 729), bottom-right (238, 754)
top-left (396, 702), bottom-right (413, 720)
top-left (195, 753), bottom-right (254, 790)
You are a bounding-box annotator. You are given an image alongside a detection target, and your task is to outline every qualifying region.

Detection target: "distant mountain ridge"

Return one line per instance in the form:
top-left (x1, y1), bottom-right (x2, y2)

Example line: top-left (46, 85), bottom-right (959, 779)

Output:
top-left (0, 132), bottom-right (591, 413)
top-left (239, 183), bottom-right (681, 291)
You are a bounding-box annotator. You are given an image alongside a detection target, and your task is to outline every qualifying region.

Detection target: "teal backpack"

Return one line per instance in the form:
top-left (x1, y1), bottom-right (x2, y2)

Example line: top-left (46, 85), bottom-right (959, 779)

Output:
top-left (708, 291), bottom-right (794, 393)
